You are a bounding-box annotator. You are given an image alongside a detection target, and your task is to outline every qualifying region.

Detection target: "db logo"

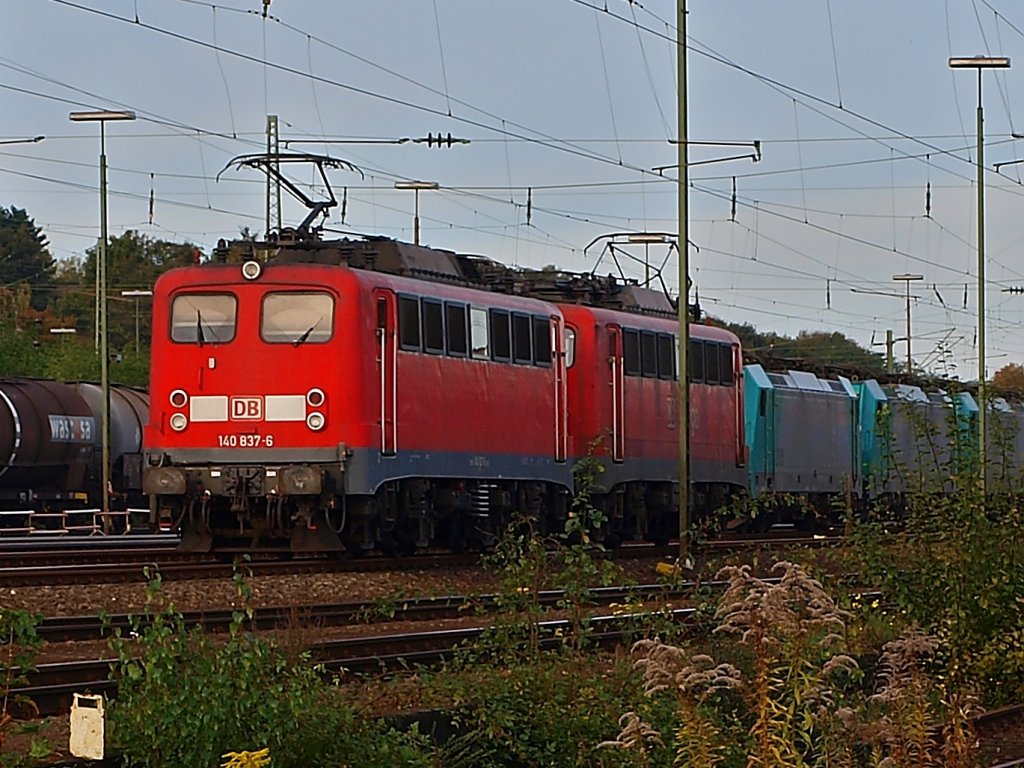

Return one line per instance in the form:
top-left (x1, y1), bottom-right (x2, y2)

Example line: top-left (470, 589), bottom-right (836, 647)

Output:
top-left (230, 396), bottom-right (263, 421)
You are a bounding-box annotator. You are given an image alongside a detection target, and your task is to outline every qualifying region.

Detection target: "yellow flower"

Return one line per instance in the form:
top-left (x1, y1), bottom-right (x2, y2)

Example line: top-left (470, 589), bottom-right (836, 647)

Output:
top-left (221, 748), bottom-right (271, 768)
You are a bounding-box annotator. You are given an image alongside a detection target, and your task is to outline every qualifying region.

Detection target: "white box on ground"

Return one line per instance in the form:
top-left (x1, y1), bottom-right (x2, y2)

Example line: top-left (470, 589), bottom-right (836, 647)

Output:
top-left (69, 693), bottom-right (105, 760)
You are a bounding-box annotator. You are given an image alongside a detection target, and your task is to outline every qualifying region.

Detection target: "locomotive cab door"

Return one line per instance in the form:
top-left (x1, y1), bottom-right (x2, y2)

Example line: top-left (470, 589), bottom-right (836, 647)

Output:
top-left (607, 324), bottom-right (625, 462)
top-left (374, 291), bottom-right (397, 456)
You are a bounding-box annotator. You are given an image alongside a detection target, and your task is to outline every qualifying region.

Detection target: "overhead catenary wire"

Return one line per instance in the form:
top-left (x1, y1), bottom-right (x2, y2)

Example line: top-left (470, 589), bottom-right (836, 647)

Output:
top-left (6, 0), bottom-right (1024, 378)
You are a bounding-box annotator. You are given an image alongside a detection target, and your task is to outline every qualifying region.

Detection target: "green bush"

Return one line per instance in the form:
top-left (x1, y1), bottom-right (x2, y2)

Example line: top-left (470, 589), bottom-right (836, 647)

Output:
top-left (107, 570), bottom-right (435, 768)
top-left (431, 654), bottom-right (675, 768)
top-left (0, 609), bottom-right (43, 762)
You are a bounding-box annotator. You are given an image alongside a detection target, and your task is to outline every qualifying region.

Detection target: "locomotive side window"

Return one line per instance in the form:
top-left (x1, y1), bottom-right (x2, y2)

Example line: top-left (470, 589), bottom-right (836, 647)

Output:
top-left (623, 329), bottom-right (641, 376)
top-left (657, 333), bottom-right (675, 379)
top-left (490, 310), bottom-right (512, 362)
top-left (532, 316), bottom-right (551, 367)
top-left (445, 302), bottom-right (468, 357)
top-left (690, 339), bottom-right (705, 383)
top-left (564, 326), bottom-right (576, 368)
top-left (719, 344), bottom-right (734, 385)
top-left (171, 293), bottom-right (237, 344)
top-left (261, 292), bottom-right (334, 344)
top-left (398, 295), bottom-right (421, 350)
top-left (512, 312), bottom-right (532, 364)
top-left (705, 341), bottom-right (721, 384)
top-left (640, 331), bottom-right (657, 378)
top-left (422, 298), bottom-right (445, 354)
top-left (470, 307), bottom-right (489, 359)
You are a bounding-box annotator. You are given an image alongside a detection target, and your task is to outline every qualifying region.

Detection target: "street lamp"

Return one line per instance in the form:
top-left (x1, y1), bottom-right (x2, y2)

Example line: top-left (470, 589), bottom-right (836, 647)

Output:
top-left (394, 180), bottom-right (439, 245)
top-left (69, 109), bottom-right (136, 516)
top-left (892, 274), bottom-right (924, 373)
top-left (120, 289), bottom-right (153, 355)
top-left (949, 55), bottom-right (1010, 492)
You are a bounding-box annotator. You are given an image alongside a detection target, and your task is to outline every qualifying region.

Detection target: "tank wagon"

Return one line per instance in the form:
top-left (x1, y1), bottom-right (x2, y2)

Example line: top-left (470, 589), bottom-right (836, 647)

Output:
top-left (0, 378), bottom-right (149, 527)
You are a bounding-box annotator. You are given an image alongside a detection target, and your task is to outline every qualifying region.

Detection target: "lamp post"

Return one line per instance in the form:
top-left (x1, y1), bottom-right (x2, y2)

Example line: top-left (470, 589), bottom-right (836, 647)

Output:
top-left (677, 0), bottom-right (690, 561)
top-left (69, 109), bottom-right (136, 516)
top-left (120, 289), bottom-right (153, 355)
top-left (394, 180), bottom-right (439, 245)
top-left (892, 274), bottom-right (924, 373)
top-left (949, 55), bottom-right (1010, 493)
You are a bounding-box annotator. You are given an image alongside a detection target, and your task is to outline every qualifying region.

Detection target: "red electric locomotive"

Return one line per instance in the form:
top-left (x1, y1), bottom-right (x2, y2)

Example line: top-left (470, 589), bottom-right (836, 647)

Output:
top-left (144, 237), bottom-right (572, 553)
top-left (560, 296), bottom-right (745, 544)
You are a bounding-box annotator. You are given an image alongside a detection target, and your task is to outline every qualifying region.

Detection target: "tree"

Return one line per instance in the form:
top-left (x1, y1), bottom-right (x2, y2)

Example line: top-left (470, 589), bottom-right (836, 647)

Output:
top-left (0, 206), bottom-right (55, 310)
top-left (993, 362), bottom-right (1024, 393)
top-left (49, 231), bottom-right (202, 354)
top-left (716, 318), bottom-right (885, 372)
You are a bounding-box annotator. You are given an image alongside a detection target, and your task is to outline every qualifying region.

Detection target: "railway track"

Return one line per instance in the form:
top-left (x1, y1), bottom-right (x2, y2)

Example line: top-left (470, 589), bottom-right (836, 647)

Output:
top-left (35, 582), bottom-right (697, 642)
top-left (0, 532), bottom-right (843, 588)
top-left (0, 552), bottom-right (500, 587)
top-left (974, 703), bottom-right (1024, 765)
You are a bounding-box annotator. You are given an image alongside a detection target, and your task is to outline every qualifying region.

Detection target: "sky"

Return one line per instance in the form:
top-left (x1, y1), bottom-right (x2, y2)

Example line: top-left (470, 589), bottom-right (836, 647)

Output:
top-left (3, 0), bottom-right (1024, 380)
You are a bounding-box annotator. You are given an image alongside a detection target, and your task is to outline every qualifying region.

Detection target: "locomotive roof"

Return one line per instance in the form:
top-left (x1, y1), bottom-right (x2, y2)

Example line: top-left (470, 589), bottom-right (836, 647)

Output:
top-left (210, 233), bottom-right (695, 321)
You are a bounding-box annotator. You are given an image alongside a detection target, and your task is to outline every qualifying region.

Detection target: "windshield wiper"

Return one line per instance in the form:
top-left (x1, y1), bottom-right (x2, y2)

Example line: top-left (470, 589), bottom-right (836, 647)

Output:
top-left (293, 316), bottom-right (322, 347)
top-left (196, 310), bottom-right (218, 345)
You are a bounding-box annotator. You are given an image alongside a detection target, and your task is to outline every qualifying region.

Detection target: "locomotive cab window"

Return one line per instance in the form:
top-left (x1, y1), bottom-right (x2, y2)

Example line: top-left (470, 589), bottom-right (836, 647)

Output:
top-left (422, 298), bottom-right (445, 354)
top-left (470, 307), bottom-right (489, 359)
top-left (690, 339), bottom-right (705, 383)
top-left (657, 334), bottom-right (675, 380)
top-left (532, 316), bottom-right (551, 367)
top-left (719, 344), bottom-right (734, 385)
top-left (445, 302), bottom-right (468, 357)
top-left (623, 329), bottom-right (641, 376)
top-left (490, 309), bottom-right (512, 362)
top-left (398, 295), bottom-right (421, 351)
top-left (171, 293), bottom-right (237, 344)
top-left (705, 341), bottom-right (721, 384)
top-left (640, 331), bottom-right (657, 378)
top-left (261, 292), bottom-right (334, 344)
top-left (564, 326), bottom-right (576, 368)
top-left (512, 313), bottom-right (532, 364)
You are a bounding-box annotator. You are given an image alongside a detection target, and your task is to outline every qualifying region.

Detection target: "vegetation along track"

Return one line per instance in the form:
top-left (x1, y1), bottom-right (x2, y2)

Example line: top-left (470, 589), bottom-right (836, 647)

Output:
top-left (16, 606), bottom-right (702, 717)
top-left (20, 579), bottom-right (882, 718)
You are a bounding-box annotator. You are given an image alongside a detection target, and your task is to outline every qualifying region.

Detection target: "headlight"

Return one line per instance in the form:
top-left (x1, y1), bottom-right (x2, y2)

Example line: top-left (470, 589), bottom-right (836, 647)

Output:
top-left (143, 467), bottom-right (187, 495)
top-left (241, 260), bottom-right (262, 280)
top-left (281, 466), bottom-right (322, 495)
top-left (306, 388), bottom-right (325, 407)
top-left (169, 389), bottom-right (188, 408)
top-left (306, 411), bottom-right (325, 431)
top-left (170, 413), bottom-right (188, 432)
